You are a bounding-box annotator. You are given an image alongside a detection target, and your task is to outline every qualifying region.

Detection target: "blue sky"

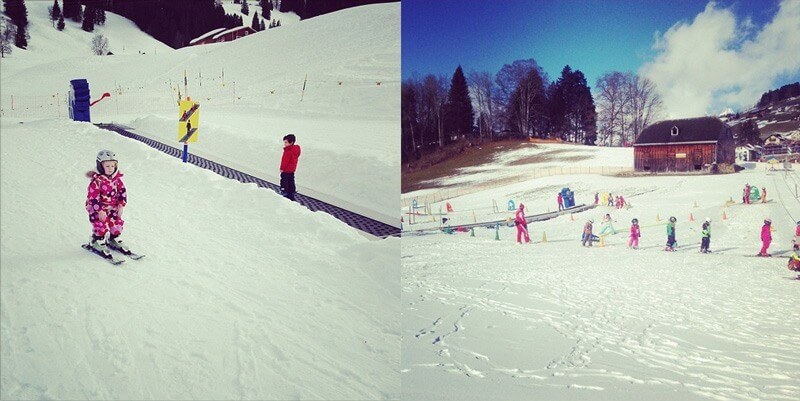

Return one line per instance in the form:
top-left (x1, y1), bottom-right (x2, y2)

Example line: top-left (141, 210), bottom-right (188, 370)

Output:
top-left (402, 0), bottom-right (800, 116)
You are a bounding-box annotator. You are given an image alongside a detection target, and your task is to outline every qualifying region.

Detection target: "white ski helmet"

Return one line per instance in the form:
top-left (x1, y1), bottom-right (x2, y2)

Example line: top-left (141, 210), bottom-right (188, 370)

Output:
top-left (705, 217), bottom-right (712, 222)
top-left (96, 150), bottom-right (117, 174)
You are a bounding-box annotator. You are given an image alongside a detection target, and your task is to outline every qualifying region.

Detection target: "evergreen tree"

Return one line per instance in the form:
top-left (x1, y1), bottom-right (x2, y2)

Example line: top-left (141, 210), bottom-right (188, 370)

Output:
top-left (260, 19), bottom-right (265, 31)
top-left (3, 0), bottom-right (28, 48)
top-left (82, 5), bottom-right (95, 32)
top-left (50, 0), bottom-right (61, 27)
top-left (61, 0), bottom-right (74, 20)
top-left (251, 11), bottom-right (259, 30)
top-left (94, 7), bottom-right (105, 26)
top-left (57, 13), bottom-right (65, 30)
top-left (737, 119), bottom-right (761, 146)
top-left (264, 4), bottom-right (271, 20)
top-left (241, 0), bottom-right (249, 15)
top-left (72, 4), bottom-right (82, 23)
top-left (444, 65), bottom-right (475, 139)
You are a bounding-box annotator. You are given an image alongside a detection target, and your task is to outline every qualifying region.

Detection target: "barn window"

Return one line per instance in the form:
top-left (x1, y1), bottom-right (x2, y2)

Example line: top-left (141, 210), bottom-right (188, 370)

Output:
top-left (671, 126), bottom-right (679, 136)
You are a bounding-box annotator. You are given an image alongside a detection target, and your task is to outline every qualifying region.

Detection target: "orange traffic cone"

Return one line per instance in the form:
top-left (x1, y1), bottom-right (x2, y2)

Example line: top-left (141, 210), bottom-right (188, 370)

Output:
top-left (723, 210), bottom-right (728, 220)
top-left (542, 232), bottom-right (548, 243)
top-left (689, 213), bottom-right (695, 222)
top-left (598, 235), bottom-right (606, 247)
top-left (570, 213), bottom-right (574, 221)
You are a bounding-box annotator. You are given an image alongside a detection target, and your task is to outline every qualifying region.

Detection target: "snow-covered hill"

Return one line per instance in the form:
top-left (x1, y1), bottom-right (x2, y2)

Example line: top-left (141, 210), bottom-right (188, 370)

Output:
top-left (1, 2), bottom-right (400, 220)
top-left (401, 146), bottom-right (800, 400)
top-left (0, 1), bottom-right (172, 65)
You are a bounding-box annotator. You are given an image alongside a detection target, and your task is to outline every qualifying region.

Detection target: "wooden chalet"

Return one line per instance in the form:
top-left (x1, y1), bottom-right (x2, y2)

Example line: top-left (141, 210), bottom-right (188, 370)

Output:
top-left (633, 117), bottom-right (735, 172)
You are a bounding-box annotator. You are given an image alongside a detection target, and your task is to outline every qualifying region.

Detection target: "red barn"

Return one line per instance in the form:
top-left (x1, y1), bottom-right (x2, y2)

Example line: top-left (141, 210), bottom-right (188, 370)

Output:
top-left (212, 26), bottom-right (257, 43)
top-left (633, 117), bottom-right (735, 172)
top-left (190, 28), bottom-right (227, 46)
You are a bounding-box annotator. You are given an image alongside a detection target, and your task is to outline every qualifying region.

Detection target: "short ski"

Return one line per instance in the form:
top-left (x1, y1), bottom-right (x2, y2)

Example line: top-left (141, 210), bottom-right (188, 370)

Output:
top-left (109, 246), bottom-right (145, 260)
top-left (82, 244), bottom-right (125, 265)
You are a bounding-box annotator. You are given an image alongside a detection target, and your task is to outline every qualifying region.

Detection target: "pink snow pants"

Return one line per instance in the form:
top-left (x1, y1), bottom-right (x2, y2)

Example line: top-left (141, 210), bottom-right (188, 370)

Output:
top-left (90, 208), bottom-right (124, 237)
top-left (760, 239), bottom-right (771, 255)
top-left (516, 223), bottom-right (530, 243)
top-left (628, 236), bottom-right (639, 248)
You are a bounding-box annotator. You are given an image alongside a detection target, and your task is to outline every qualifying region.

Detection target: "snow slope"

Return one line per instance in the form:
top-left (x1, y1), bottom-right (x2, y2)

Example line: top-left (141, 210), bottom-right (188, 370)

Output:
top-left (1, 2), bottom-right (400, 221)
top-left (0, 119), bottom-right (399, 400)
top-left (402, 148), bottom-right (800, 400)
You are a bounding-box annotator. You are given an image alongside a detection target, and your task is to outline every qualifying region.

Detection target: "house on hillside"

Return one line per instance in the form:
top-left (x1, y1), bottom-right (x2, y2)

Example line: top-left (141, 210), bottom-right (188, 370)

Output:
top-left (212, 26), bottom-right (257, 43)
top-left (633, 117), bottom-right (735, 172)
top-left (189, 26), bottom-right (257, 46)
top-left (189, 28), bottom-right (227, 46)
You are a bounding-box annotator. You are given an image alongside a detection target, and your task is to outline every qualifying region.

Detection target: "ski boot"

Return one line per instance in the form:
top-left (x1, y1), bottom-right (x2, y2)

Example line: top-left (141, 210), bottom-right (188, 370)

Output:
top-left (90, 234), bottom-right (112, 258)
top-left (107, 233), bottom-right (131, 255)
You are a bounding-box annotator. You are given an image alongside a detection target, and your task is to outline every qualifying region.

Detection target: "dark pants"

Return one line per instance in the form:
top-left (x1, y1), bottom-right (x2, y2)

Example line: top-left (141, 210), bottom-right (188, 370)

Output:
top-left (280, 172), bottom-right (296, 201)
top-left (666, 234), bottom-right (676, 248)
top-left (701, 237), bottom-right (710, 252)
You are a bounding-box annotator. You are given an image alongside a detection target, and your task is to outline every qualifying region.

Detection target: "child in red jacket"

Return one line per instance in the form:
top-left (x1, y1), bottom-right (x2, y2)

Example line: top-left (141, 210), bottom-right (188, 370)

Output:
top-left (86, 150), bottom-right (129, 257)
top-left (280, 134), bottom-right (301, 201)
top-left (759, 218), bottom-right (772, 256)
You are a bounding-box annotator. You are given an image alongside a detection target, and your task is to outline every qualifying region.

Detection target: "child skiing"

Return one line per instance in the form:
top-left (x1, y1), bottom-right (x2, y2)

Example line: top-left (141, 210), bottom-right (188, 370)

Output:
top-left (761, 187), bottom-right (767, 203)
top-left (665, 216), bottom-right (677, 251)
top-left (598, 213), bottom-right (616, 236)
top-left (515, 203), bottom-right (531, 244)
top-left (582, 219), bottom-right (594, 247)
top-left (758, 218), bottom-right (772, 256)
top-left (628, 218), bottom-right (640, 249)
top-left (85, 150), bottom-right (130, 259)
top-left (700, 217), bottom-right (711, 253)
top-left (557, 192), bottom-right (564, 211)
top-left (788, 244), bottom-right (800, 277)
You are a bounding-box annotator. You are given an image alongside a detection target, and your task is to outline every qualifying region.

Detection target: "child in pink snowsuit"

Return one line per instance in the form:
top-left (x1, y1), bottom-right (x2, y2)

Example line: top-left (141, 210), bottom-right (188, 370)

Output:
top-left (515, 203), bottom-right (531, 243)
top-left (759, 218), bottom-right (772, 256)
top-left (628, 218), bottom-right (640, 249)
top-left (86, 150), bottom-right (128, 251)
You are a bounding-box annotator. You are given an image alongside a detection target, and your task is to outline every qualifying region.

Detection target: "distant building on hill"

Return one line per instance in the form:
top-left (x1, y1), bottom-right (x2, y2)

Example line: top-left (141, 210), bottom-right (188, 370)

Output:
top-left (189, 26), bottom-right (257, 46)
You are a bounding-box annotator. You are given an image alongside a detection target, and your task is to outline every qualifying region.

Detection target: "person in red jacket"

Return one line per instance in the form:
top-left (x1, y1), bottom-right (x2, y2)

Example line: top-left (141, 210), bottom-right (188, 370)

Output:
top-left (85, 150), bottom-right (129, 257)
top-left (280, 134), bottom-right (301, 201)
top-left (759, 218), bottom-right (772, 256)
top-left (515, 203), bottom-right (531, 244)
top-left (557, 193), bottom-right (564, 211)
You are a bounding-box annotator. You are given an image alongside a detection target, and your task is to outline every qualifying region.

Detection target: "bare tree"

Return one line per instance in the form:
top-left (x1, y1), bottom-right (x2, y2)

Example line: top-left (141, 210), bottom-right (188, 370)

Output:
top-left (496, 59), bottom-right (548, 137)
top-left (420, 74), bottom-right (449, 148)
top-left (625, 74), bottom-right (662, 144)
top-left (91, 34), bottom-right (109, 55)
top-left (468, 70), bottom-right (497, 140)
top-left (596, 71), bottom-right (663, 146)
top-left (595, 72), bottom-right (629, 146)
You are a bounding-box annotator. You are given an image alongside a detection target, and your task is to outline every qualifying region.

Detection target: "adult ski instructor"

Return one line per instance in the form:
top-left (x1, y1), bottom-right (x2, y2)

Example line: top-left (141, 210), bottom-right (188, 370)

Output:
top-left (280, 134), bottom-right (301, 201)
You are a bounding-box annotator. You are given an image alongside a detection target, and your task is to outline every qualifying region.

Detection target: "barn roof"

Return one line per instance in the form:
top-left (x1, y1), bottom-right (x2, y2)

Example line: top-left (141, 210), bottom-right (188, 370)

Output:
top-left (635, 117), bottom-right (728, 146)
top-left (212, 26), bottom-right (257, 40)
top-left (190, 28), bottom-right (226, 45)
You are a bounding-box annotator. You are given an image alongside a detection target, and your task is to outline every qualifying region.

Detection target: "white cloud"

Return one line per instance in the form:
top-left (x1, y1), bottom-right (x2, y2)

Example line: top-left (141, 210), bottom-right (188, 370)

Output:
top-left (640, 0), bottom-right (800, 118)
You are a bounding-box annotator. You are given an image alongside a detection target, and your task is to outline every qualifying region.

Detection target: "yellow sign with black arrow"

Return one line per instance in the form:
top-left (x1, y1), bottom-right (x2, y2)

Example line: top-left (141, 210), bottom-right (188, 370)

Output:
top-left (177, 99), bottom-right (200, 143)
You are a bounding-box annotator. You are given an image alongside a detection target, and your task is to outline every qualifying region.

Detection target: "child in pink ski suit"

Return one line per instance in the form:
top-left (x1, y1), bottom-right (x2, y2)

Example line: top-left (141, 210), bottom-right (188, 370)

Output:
top-left (515, 203), bottom-right (531, 243)
top-left (86, 150), bottom-right (128, 253)
top-left (759, 218), bottom-right (772, 256)
top-left (628, 218), bottom-right (640, 249)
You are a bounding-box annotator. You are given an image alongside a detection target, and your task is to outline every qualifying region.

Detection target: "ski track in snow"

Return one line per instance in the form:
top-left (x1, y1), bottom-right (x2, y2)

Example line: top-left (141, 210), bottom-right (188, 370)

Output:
top-left (403, 165), bottom-right (800, 401)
